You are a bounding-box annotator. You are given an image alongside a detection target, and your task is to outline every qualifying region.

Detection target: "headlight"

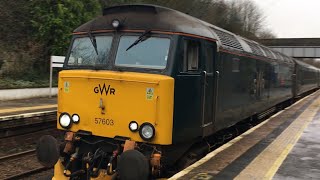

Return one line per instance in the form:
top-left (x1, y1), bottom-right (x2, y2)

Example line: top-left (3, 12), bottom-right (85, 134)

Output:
top-left (72, 114), bottom-right (80, 124)
top-left (129, 121), bottom-right (139, 132)
top-left (59, 113), bottom-right (72, 129)
top-left (139, 123), bottom-right (155, 141)
top-left (112, 19), bottom-right (120, 29)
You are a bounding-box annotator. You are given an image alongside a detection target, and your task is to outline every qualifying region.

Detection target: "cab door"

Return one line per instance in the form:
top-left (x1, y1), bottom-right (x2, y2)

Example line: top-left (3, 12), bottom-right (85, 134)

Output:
top-left (173, 39), bottom-right (203, 142)
top-left (201, 43), bottom-right (217, 137)
top-left (173, 39), bottom-right (217, 142)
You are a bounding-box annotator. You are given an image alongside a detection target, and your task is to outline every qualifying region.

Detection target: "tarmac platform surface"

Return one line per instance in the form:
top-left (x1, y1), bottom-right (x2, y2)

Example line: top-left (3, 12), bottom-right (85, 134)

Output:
top-left (170, 90), bottom-right (320, 180)
top-left (0, 97), bottom-right (57, 118)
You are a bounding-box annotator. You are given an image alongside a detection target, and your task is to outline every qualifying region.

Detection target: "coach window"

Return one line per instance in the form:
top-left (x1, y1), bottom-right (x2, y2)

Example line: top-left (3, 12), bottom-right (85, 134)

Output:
top-left (183, 40), bottom-right (199, 72)
top-left (232, 58), bottom-right (240, 72)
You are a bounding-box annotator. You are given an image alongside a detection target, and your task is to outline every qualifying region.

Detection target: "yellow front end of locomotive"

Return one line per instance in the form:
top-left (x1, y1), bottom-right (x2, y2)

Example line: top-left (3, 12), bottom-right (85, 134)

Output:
top-left (57, 70), bottom-right (174, 145)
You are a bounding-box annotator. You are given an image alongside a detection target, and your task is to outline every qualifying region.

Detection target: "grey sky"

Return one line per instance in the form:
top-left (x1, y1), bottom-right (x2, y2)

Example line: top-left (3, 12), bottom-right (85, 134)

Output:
top-left (251, 0), bottom-right (320, 38)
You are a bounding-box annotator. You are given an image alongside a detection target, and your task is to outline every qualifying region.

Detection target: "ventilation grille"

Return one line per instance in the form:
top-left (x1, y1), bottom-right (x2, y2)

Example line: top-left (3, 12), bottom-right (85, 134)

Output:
top-left (261, 47), bottom-right (275, 59)
top-left (245, 40), bottom-right (264, 56)
top-left (213, 29), bottom-right (243, 51)
top-left (274, 52), bottom-right (283, 60)
top-left (284, 56), bottom-right (291, 62)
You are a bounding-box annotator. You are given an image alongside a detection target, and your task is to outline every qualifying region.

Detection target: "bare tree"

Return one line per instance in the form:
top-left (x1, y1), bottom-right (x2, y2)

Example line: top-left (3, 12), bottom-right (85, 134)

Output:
top-left (258, 29), bottom-right (277, 39)
top-left (99, 0), bottom-right (275, 39)
top-left (226, 0), bottom-right (266, 38)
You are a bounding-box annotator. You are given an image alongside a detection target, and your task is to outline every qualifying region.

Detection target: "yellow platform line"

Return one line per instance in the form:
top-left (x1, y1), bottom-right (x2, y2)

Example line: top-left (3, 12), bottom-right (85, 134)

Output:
top-left (168, 92), bottom-right (314, 180)
top-left (264, 116), bottom-right (313, 179)
top-left (0, 104), bottom-right (57, 114)
top-left (234, 95), bottom-right (320, 180)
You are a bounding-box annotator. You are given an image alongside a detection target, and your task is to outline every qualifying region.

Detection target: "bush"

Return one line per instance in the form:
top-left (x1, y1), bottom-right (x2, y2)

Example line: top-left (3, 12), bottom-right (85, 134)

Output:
top-left (0, 77), bottom-right (58, 89)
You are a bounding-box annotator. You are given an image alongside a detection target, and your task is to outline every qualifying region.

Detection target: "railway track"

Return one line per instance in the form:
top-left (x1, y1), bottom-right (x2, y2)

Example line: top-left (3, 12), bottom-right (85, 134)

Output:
top-left (0, 149), bottom-right (36, 163)
top-left (0, 115), bottom-right (62, 179)
top-left (0, 128), bottom-right (61, 179)
top-left (0, 149), bottom-right (51, 180)
top-left (0, 128), bottom-right (62, 156)
top-left (0, 110), bottom-right (56, 139)
top-left (0, 149), bottom-right (45, 179)
top-left (4, 166), bottom-right (51, 180)
top-left (0, 122), bottom-right (56, 139)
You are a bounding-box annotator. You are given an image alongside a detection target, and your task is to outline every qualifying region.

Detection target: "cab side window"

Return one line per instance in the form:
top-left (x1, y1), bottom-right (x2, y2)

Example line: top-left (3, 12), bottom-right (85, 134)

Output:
top-left (183, 40), bottom-right (199, 72)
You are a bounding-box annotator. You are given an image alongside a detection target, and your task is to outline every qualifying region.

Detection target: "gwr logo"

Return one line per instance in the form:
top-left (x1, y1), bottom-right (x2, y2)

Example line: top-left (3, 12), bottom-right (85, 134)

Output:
top-left (94, 83), bottom-right (116, 96)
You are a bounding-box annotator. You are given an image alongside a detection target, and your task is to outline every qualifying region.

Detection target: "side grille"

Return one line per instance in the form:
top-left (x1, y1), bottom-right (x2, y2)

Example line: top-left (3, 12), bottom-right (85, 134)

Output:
top-left (213, 29), bottom-right (243, 51)
top-left (274, 52), bottom-right (284, 60)
top-left (261, 47), bottom-right (275, 59)
top-left (245, 40), bottom-right (264, 57)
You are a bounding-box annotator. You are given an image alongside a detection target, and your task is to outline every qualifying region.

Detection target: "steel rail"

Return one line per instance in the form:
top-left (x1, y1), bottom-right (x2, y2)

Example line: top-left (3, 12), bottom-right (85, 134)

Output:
top-left (0, 149), bottom-right (36, 163)
top-left (4, 166), bottom-right (51, 180)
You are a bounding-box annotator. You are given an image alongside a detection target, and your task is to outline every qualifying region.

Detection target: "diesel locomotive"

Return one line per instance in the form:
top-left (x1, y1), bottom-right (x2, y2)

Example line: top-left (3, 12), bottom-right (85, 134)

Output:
top-left (36, 4), bottom-right (320, 180)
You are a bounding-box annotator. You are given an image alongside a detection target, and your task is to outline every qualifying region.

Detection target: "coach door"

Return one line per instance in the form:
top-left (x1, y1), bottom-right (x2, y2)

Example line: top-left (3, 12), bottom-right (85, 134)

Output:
top-left (255, 62), bottom-right (268, 100)
top-left (201, 43), bottom-right (216, 137)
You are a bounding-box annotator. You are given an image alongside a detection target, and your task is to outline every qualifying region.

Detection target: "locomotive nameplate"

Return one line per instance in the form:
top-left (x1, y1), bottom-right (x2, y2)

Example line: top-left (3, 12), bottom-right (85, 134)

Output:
top-left (94, 83), bottom-right (116, 96)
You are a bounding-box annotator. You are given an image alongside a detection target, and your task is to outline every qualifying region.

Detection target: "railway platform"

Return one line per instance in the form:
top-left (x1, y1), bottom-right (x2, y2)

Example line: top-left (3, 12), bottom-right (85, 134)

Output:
top-left (0, 97), bottom-right (59, 179)
top-left (170, 90), bottom-right (320, 180)
top-left (0, 97), bottom-right (57, 117)
top-left (0, 97), bottom-right (57, 138)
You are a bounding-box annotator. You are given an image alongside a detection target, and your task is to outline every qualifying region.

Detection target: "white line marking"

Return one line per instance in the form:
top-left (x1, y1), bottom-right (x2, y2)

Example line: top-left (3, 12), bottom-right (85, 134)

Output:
top-left (168, 93), bottom-right (313, 180)
top-left (0, 110), bottom-right (57, 121)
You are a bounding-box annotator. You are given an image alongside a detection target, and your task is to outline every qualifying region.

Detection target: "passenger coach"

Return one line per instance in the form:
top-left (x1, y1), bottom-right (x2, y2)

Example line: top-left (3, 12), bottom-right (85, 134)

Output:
top-left (36, 4), bottom-right (320, 180)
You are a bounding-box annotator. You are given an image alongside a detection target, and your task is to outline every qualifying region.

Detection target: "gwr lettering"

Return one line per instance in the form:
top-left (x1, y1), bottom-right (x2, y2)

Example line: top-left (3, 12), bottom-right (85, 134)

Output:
top-left (94, 118), bottom-right (114, 126)
top-left (94, 83), bottom-right (116, 95)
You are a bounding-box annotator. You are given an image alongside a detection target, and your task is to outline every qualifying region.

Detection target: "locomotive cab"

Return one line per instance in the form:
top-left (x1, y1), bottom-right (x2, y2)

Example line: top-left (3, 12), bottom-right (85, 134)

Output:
top-left (53, 34), bottom-right (176, 180)
top-left (59, 31), bottom-right (175, 145)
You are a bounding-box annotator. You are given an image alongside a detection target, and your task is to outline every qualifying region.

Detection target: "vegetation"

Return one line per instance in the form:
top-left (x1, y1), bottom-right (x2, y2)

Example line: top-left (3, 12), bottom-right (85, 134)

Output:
top-left (0, 77), bottom-right (58, 89)
top-left (100, 0), bottom-right (274, 39)
top-left (0, 0), bottom-right (276, 89)
top-left (31, 0), bottom-right (101, 56)
top-left (0, 0), bottom-right (101, 89)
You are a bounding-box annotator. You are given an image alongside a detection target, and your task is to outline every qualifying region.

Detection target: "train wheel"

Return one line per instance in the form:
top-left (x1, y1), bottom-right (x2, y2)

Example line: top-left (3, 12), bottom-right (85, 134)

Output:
top-left (117, 150), bottom-right (149, 180)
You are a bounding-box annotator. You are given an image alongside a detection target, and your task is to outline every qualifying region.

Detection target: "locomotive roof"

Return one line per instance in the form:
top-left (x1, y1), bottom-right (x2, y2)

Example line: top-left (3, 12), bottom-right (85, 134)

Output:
top-left (74, 4), bottom-right (214, 39)
top-left (74, 4), bottom-right (310, 65)
top-left (294, 59), bottom-right (320, 71)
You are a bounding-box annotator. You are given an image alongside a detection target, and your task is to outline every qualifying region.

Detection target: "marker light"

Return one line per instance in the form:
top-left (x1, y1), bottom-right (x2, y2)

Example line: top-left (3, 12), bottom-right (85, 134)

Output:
top-left (72, 114), bottom-right (80, 124)
top-left (129, 121), bottom-right (139, 132)
top-left (139, 123), bottom-right (155, 141)
top-left (112, 19), bottom-right (120, 29)
top-left (59, 113), bottom-right (72, 129)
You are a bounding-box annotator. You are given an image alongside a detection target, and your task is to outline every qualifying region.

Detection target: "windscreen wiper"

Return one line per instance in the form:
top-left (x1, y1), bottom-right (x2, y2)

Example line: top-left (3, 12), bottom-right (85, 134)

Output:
top-left (126, 30), bottom-right (152, 51)
top-left (88, 31), bottom-right (98, 55)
